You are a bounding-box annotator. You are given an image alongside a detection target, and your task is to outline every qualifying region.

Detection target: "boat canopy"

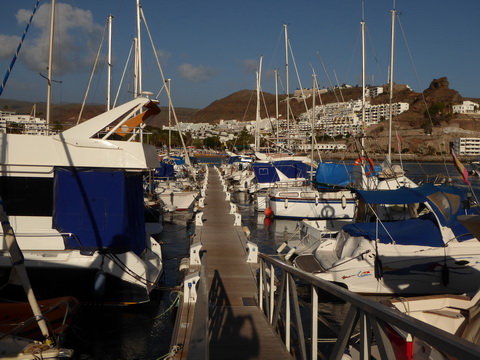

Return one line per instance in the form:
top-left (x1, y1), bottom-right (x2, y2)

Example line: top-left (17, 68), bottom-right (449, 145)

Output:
top-left (252, 163), bottom-right (280, 184)
top-left (315, 163), bottom-right (355, 187)
top-left (343, 217), bottom-right (444, 246)
top-left (154, 161), bottom-right (175, 179)
top-left (354, 184), bottom-right (476, 241)
top-left (272, 160), bottom-right (310, 179)
top-left (315, 162), bottom-right (381, 188)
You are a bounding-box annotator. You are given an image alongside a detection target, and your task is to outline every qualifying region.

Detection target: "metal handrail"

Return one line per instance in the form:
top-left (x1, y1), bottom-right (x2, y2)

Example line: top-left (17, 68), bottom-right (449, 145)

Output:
top-left (259, 253), bottom-right (480, 360)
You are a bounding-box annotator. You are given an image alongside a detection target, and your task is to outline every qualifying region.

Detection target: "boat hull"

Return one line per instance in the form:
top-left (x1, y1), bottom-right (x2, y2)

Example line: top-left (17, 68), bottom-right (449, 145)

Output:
top-left (308, 239), bottom-right (480, 295)
top-left (269, 189), bottom-right (355, 219)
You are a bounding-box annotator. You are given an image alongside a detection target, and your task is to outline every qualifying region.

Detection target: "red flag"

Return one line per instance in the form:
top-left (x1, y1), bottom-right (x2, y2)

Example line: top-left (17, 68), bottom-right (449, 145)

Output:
top-left (451, 147), bottom-right (470, 185)
top-left (395, 131), bottom-right (403, 153)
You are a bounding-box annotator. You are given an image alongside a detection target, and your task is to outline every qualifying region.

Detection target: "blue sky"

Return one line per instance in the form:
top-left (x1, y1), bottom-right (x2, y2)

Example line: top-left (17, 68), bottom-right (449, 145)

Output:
top-left (1, 0), bottom-right (479, 110)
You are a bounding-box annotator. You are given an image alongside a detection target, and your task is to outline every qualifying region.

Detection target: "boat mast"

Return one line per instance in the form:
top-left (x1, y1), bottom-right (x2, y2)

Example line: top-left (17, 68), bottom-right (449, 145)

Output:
top-left (310, 70), bottom-right (317, 182)
top-left (136, 0), bottom-right (142, 97)
top-left (387, 6), bottom-right (397, 165)
top-left (167, 78), bottom-right (171, 157)
top-left (274, 68), bottom-right (279, 150)
top-left (46, 0), bottom-right (56, 135)
top-left (255, 56), bottom-right (263, 151)
top-left (107, 14), bottom-right (113, 111)
top-left (133, 37), bottom-right (138, 98)
top-left (284, 24), bottom-right (290, 150)
top-left (361, 9), bottom-right (366, 157)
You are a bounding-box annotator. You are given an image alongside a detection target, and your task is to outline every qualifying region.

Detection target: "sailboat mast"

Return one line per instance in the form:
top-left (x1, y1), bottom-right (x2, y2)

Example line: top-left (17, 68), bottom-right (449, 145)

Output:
top-left (167, 79), bottom-right (171, 157)
top-left (136, 0), bottom-right (142, 97)
top-left (388, 8), bottom-right (397, 164)
top-left (107, 14), bottom-right (113, 111)
top-left (284, 24), bottom-right (290, 150)
top-left (310, 71), bottom-right (317, 182)
top-left (46, 0), bottom-right (56, 135)
top-left (255, 56), bottom-right (263, 151)
top-left (361, 18), bottom-right (366, 156)
top-left (274, 68), bottom-right (279, 149)
top-left (133, 37), bottom-right (138, 98)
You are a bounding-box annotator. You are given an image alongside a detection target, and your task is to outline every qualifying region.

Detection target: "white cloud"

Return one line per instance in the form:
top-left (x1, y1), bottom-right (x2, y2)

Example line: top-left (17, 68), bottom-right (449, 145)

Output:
top-left (0, 35), bottom-right (21, 58)
top-left (0, 3), bottom-right (103, 74)
top-left (177, 63), bottom-right (217, 82)
top-left (156, 49), bottom-right (171, 65)
top-left (241, 59), bottom-right (259, 74)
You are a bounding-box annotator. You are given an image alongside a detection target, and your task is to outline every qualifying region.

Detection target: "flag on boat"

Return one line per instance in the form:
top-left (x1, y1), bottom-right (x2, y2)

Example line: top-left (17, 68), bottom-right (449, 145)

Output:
top-left (395, 131), bottom-right (403, 153)
top-left (451, 146), bottom-right (470, 185)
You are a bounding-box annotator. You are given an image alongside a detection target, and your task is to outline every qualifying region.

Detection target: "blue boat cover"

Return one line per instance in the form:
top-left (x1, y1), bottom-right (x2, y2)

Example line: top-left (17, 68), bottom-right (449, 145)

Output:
top-left (343, 217), bottom-right (444, 246)
top-left (315, 163), bottom-right (355, 187)
top-left (53, 168), bottom-right (146, 255)
top-left (354, 184), bottom-right (476, 242)
top-left (154, 161), bottom-right (175, 179)
top-left (252, 163), bottom-right (280, 183)
top-left (273, 160), bottom-right (310, 179)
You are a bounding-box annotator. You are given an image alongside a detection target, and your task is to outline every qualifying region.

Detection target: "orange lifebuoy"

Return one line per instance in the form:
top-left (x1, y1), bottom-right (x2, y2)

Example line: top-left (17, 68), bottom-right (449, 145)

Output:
top-left (354, 157), bottom-right (375, 176)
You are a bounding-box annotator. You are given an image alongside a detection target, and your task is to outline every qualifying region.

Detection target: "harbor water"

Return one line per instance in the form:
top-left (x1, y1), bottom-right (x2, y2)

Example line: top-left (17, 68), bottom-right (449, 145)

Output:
top-left (63, 159), bottom-right (480, 359)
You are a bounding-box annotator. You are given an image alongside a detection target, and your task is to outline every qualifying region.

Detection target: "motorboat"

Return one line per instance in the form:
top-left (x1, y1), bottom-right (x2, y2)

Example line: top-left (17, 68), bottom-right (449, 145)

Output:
top-left (0, 97), bottom-right (164, 305)
top-left (292, 184), bottom-right (480, 295)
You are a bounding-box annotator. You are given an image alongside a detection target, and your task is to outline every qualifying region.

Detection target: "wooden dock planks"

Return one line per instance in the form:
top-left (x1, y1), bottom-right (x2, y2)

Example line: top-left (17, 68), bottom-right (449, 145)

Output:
top-left (172, 166), bottom-right (292, 360)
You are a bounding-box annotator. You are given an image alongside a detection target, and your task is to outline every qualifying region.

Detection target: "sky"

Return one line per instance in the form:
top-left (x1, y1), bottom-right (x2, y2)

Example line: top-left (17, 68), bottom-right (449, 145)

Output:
top-left (1, 0), bottom-right (480, 110)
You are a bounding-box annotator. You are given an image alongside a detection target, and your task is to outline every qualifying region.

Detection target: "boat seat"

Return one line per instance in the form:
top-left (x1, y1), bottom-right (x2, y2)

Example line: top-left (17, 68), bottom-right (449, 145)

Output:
top-left (294, 254), bottom-right (324, 273)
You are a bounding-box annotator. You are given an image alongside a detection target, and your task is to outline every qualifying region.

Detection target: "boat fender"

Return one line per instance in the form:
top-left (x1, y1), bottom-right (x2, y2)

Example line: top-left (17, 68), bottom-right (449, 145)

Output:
top-left (264, 207), bottom-right (273, 218)
top-left (284, 198), bottom-right (288, 209)
top-left (94, 270), bottom-right (106, 300)
top-left (341, 195), bottom-right (347, 209)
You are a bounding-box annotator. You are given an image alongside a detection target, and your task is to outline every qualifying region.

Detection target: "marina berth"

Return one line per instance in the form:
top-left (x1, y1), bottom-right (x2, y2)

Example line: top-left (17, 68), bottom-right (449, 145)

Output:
top-left (0, 96), bottom-right (164, 305)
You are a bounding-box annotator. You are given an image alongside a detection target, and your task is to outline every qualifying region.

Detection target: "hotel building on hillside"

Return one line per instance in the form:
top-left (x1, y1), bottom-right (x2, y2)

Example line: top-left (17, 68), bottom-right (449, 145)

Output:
top-left (452, 101), bottom-right (479, 114)
top-left (452, 137), bottom-right (480, 156)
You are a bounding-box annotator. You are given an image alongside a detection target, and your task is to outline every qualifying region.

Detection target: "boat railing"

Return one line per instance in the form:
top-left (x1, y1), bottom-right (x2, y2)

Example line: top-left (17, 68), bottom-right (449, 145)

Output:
top-left (258, 253), bottom-right (480, 360)
top-left (274, 179), bottom-right (309, 189)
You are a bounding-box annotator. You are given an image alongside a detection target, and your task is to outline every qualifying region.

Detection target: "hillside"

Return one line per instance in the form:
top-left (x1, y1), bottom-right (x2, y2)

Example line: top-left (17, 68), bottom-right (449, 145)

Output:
top-left (0, 99), bottom-right (198, 129)
top-left (2, 77), bottom-right (480, 155)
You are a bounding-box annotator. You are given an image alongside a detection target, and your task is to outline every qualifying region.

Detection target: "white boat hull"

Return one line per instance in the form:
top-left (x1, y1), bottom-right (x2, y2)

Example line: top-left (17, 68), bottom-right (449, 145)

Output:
top-left (269, 189), bottom-right (355, 219)
top-left (306, 238), bottom-right (480, 295)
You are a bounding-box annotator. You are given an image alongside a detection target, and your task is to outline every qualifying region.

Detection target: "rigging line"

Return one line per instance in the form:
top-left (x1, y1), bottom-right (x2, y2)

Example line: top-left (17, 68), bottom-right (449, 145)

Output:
top-left (396, 15), bottom-right (435, 134)
top-left (113, 41), bottom-right (134, 108)
top-left (288, 40), bottom-right (309, 113)
top-left (365, 23), bottom-right (385, 85)
top-left (316, 52), bottom-right (339, 103)
top-left (0, 0), bottom-right (40, 96)
top-left (141, 8), bottom-right (197, 186)
top-left (77, 17), bottom-right (108, 124)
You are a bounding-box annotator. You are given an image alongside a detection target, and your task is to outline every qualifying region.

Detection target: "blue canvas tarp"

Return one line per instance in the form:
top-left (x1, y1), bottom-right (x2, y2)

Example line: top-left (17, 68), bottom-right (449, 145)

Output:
top-left (315, 162), bottom-right (355, 187)
top-left (154, 161), bottom-right (175, 179)
top-left (343, 218), bottom-right (444, 246)
top-left (252, 163), bottom-right (280, 183)
top-left (53, 168), bottom-right (146, 255)
top-left (273, 160), bottom-right (310, 179)
top-left (354, 184), bottom-right (476, 242)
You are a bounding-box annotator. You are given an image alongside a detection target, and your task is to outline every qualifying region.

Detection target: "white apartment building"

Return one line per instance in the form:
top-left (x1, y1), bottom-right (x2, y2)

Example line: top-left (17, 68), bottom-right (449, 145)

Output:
top-left (0, 111), bottom-right (49, 135)
top-left (452, 137), bottom-right (480, 156)
top-left (452, 101), bottom-right (479, 114)
top-left (297, 143), bottom-right (347, 151)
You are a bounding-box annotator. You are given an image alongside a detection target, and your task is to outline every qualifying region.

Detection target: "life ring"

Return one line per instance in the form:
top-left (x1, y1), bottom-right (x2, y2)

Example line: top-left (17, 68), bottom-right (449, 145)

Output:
top-left (354, 157), bottom-right (375, 176)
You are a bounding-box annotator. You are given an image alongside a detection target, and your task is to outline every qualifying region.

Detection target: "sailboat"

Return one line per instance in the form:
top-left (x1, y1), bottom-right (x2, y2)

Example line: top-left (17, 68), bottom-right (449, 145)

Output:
top-left (0, 1), bottom-right (163, 305)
